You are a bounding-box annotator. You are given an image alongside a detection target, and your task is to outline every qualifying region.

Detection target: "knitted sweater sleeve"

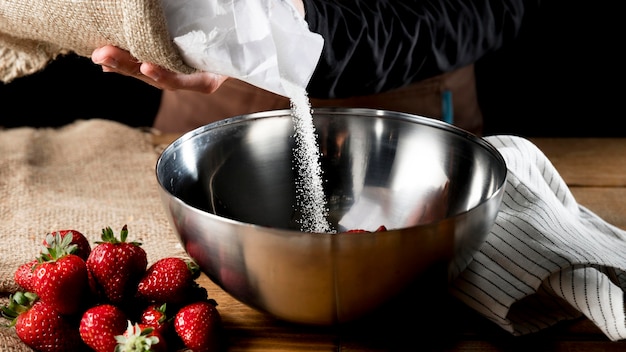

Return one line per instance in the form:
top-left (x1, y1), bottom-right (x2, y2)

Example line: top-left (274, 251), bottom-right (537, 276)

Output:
top-left (302, 0), bottom-right (539, 99)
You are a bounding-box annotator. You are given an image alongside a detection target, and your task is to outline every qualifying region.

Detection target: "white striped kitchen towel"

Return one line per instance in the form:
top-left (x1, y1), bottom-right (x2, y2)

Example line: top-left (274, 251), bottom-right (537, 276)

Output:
top-left (450, 135), bottom-right (626, 341)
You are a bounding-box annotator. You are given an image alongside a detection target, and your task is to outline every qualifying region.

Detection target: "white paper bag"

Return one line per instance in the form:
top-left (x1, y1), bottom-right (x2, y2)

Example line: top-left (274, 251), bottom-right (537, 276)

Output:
top-left (160, 0), bottom-right (324, 97)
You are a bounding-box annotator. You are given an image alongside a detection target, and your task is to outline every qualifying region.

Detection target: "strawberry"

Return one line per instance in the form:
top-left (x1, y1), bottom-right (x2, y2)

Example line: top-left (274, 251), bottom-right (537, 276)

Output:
top-left (344, 225), bottom-right (388, 234)
top-left (13, 259), bottom-right (38, 292)
top-left (1, 292), bottom-right (86, 351)
top-left (79, 303), bottom-right (128, 352)
top-left (86, 225), bottom-right (148, 305)
top-left (32, 232), bottom-right (89, 315)
top-left (136, 257), bottom-right (198, 305)
top-left (43, 229), bottom-right (92, 261)
top-left (140, 303), bottom-right (170, 336)
top-left (174, 299), bottom-right (223, 352)
top-left (114, 321), bottom-right (167, 352)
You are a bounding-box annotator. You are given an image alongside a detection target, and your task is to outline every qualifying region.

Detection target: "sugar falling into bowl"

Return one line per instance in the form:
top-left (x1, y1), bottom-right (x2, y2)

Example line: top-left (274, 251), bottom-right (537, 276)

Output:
top-left (283, 80), bottom-right (333, 233)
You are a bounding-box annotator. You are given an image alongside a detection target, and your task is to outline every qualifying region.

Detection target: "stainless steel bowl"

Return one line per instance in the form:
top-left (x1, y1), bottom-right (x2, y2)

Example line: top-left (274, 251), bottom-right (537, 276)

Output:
top-left (156, 108), bottom-right (507, 325)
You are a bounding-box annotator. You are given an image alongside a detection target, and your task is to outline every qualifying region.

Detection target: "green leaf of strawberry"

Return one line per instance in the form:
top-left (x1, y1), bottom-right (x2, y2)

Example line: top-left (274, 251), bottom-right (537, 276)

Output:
top-left (43, 229), bottom-right (92, 261)
top-left (1, 291), bottom-right (38, 327)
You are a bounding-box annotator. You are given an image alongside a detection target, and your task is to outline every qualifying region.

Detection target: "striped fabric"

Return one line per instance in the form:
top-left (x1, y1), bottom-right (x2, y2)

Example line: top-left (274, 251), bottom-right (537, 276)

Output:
top-left (451, 135), bottom-right (626, 341)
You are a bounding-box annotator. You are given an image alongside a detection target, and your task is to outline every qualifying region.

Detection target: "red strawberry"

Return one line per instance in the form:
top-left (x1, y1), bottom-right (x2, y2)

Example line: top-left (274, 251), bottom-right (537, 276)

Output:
top-left (13, 259), bottom-right (38, 292)
top-left (79, 303), bottom-right (128, 352)
top-left (86, 225), bottom-right (148, 304)
top-left (140, 303), bottom-right (170, 336)
top-left (1, 292), bottom-right (86, 351)
top-left (43, 229), bottom-right (92, 261)
top-left (32, 232), bottom-right (89, 315)
top-left (174, 299), bottom-right (223, 352)
top-left (344, 225), bottom-right (387, 234)
top-left (115, 321), bottom-right (168, 352)
top-left (136, 257), bottom-right (198, 305)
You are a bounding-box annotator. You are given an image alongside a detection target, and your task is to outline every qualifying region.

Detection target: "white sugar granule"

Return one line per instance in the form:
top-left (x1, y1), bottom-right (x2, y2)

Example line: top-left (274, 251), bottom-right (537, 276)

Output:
top-left (283, 81), bottom-right (334, 233)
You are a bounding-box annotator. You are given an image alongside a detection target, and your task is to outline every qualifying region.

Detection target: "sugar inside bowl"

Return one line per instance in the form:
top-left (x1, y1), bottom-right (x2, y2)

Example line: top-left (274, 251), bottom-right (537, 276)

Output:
top-left (155, 108), bottom-right (507, 325)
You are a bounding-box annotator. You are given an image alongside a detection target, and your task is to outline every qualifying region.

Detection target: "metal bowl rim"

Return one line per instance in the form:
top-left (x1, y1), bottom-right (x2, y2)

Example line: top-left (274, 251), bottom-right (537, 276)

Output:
top-left (155, 107), bottom-right (508, 235)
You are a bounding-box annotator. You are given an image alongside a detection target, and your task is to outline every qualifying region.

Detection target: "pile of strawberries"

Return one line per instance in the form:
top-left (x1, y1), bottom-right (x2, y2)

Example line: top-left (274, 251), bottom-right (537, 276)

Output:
top-left (1, 225), bottom-right (223, 352)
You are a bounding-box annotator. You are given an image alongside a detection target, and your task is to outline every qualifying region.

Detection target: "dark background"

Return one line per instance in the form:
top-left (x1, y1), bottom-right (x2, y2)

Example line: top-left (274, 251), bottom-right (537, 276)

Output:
top-left (1, 2), bottom-right (623, 137)
top-left (0, 54), bottom-right (161, 129)
top-left (476, 2), bottom-right (624, 137)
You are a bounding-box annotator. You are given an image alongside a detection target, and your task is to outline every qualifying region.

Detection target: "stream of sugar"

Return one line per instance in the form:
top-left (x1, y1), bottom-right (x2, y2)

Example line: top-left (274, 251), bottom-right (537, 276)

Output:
top-left (283, 81), bottom-right (334, 234)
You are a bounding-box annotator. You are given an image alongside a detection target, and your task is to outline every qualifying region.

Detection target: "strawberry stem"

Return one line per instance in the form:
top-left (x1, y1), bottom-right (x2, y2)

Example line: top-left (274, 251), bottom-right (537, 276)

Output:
top-left (96, 225), bottom-right (142, 246)
top-left (120, 224), bottom-right (128, 242)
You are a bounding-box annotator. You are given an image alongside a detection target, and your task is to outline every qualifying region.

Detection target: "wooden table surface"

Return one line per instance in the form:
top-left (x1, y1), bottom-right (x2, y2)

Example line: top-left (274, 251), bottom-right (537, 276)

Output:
top-left (153, 135), bottom-right (626, 351)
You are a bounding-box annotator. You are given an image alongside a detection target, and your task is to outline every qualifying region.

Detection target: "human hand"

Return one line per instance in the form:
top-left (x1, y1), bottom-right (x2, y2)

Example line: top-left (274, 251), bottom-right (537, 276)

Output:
top-left (91, 45), bottom-right (229, 94)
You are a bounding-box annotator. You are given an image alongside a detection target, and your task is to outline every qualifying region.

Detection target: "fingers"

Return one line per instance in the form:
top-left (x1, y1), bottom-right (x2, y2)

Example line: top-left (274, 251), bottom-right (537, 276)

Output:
top-left (139, 63), bottom-right (229, 94)
top-left (92, 45), bottom-right (162, 89)
top-left (92, 45), bottom-right (229, 94)
top-left (92, 45), bottom-right (142, 76)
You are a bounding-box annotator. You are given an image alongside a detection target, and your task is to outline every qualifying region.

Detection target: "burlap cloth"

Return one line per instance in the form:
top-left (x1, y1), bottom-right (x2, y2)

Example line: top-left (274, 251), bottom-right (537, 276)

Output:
top-left (0, 119), bottom-right (187, 350)
top-left (0, 0), bottom-right (195, 83)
